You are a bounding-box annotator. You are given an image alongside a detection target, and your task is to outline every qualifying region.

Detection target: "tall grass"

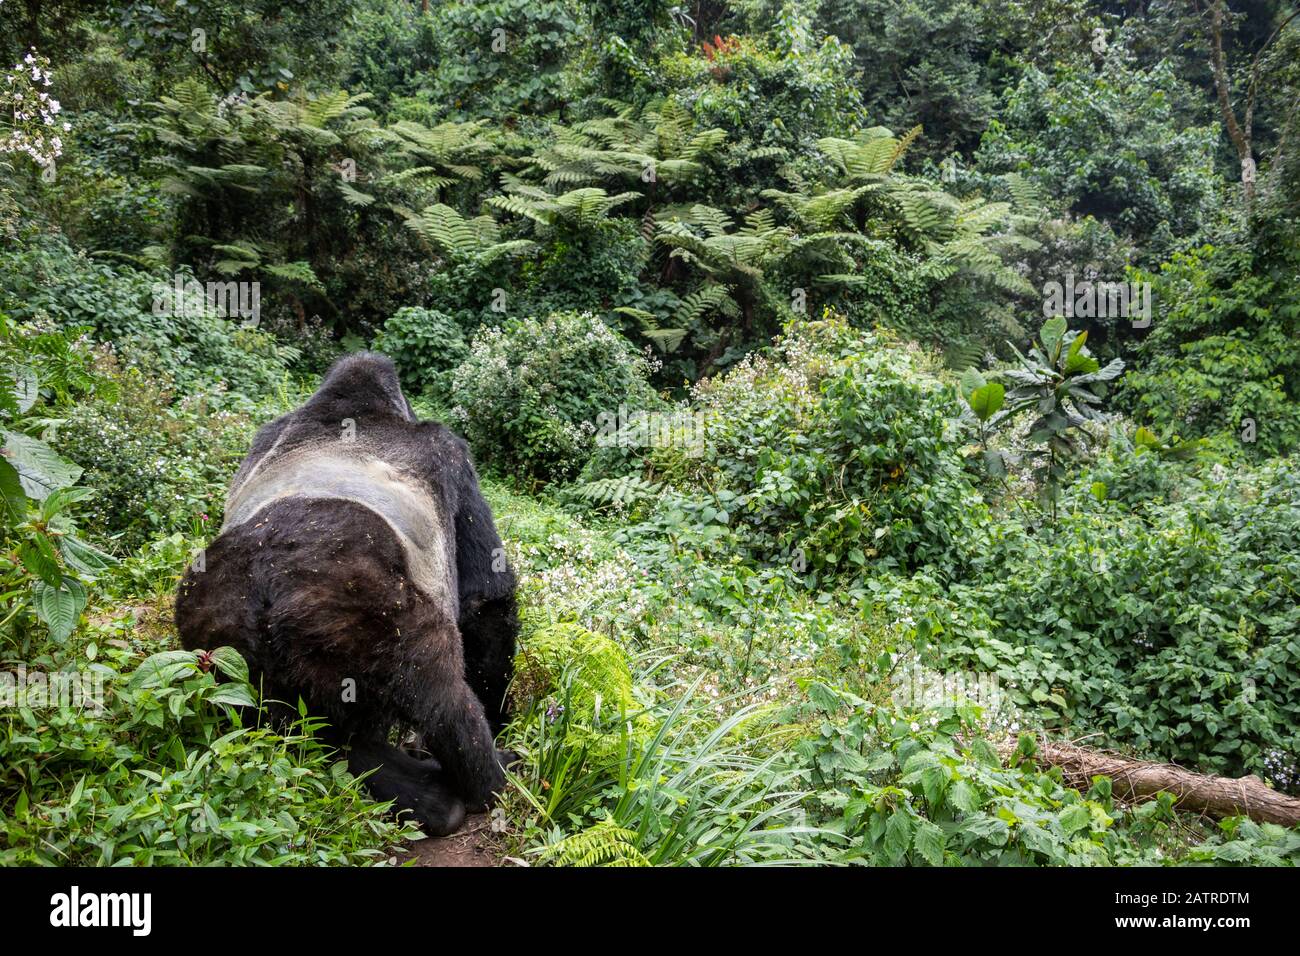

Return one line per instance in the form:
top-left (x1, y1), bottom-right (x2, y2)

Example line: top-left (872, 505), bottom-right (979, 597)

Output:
top-left (507, 665), bottom-right (830, 866)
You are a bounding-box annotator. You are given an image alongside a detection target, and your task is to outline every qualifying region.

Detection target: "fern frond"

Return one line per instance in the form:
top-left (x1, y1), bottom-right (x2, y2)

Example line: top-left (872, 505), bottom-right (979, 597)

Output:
top-left (538, 821), bottom-right (649, 867)
top-left (672, 283), bottom-right (732, 326)
top-left (688, 204), bottom-right (733, 237)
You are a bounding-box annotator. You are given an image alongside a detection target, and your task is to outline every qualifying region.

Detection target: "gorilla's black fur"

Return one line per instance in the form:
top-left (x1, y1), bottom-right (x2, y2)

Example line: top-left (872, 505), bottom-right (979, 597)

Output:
top-left (175, 353), bottom-right (518, 835)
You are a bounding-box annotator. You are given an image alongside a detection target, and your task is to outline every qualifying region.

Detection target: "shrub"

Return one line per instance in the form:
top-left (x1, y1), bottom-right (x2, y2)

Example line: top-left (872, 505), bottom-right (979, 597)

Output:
top-left (632, 314), bottom-right (990, 582)
top-left (373, 306), bottom-right (468, 398)
top-left (518, 217), bottom-right (649, 321)
top-left (0, 642), bottom-right (413, 865)
top-left (791, 687), bottom-right (1135, 865)
top-left (898, 456), bottom-right (1300, 790)
top-left (974, 56), bottom-right (1224, 260)
top-left (0, 314), bottom-right (116, 652)
top-left (393, 0), bottom-right (585, 120)
top-left (450, 311), bottom-right (658, 484)
top-left (53, 351), bottom-right (256, 553)
top-left (0, 231), bottom-right (296, 401)
top-left (659, 24), bottom-right (865, 208)
top-left (1119, 239), bottom-right (1300, 458)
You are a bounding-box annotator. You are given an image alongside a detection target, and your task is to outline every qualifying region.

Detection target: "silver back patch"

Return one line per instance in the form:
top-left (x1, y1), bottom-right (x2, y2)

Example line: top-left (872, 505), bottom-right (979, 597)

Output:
top-left (222, 441), bottom-right (452, 606)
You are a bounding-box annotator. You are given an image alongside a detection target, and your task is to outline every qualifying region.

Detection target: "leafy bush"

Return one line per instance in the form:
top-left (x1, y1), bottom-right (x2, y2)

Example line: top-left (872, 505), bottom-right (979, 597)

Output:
top-left (896, 456), bottom-right (1300, 790)
top-left (399, 0), bottom-right (586, 120)
top-left (53, 351), bottom-right (258, 553)
top-left (975, 54), bottom-right (1224, 260)
top-left (0, 316), bottom-right (116, 652)
top-left (792, 687), bottom-right (1136, 865)
top-left (632, 315), bottom-right (990, 582)
top-left (450, 311), bottom-right (658, 483)
top-left (519, 217), bottom-right (649, 325)
top-left (0, 642), bottom-right (412, 865)
top-left (1120, 238), bottom-right (1300, 458)
top-left (659, 21), bottom-right (865, 204)
top-left (373, 306), bottom-right (468, 398)
top-left (0, 230), bottom-right (296, 400)
top-left (962, 316), bottom-right (1125, 515)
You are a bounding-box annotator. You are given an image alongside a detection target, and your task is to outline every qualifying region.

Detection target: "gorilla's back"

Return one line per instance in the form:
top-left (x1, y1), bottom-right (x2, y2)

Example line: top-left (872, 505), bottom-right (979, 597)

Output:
top-left (222, 438), bottom-right (454, 608)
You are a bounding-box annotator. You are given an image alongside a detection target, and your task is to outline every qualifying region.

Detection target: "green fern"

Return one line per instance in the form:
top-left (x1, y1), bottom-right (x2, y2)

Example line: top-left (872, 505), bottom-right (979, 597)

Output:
top-left (942, 338), bottom-right (987, 371)
top-left (487, 180), bottom-right (639, 229)
top-left (538, 820), bottom-right (650, 868)
top-left (572, 475), bottom-right (662, 510)
top-left (401, 203), bottom-right (537, 262)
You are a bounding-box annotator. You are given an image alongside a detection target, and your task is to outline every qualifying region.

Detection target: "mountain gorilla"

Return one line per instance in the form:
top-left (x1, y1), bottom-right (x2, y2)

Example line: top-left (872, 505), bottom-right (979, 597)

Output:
top-left (175, 353), bottom-right (518, 836)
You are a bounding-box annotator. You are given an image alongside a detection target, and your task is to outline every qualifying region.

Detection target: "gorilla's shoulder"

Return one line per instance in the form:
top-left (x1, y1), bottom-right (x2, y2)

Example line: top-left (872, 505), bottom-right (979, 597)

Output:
top-left (409, 418), bottom-right (475, 470)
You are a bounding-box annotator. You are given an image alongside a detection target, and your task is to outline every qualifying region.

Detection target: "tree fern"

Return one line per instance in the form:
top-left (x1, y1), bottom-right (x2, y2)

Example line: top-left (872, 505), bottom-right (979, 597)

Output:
top-left (487, 181), bottom-right (639, 229)
top-left (401, 203), bottom-right (536, 262)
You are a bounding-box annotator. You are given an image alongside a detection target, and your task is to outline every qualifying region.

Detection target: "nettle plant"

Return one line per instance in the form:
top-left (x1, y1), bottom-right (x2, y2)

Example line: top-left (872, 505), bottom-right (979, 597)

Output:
top-left (0, 317), bottom-right (115, 647)
top-left (963, 316), bottom-right (1123, 518)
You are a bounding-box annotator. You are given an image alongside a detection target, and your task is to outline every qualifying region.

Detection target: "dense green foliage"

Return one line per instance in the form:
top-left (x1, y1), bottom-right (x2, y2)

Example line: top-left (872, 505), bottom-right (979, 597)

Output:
top-left (450, 310), bottom-right (659, 483)
top-left (2, 0), bottom-right (1298, 867)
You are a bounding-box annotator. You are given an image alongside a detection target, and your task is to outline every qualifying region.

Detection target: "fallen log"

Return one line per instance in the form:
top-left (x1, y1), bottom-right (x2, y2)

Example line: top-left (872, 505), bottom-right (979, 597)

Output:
top-left (1017, 738), bottom-right (1300, 827)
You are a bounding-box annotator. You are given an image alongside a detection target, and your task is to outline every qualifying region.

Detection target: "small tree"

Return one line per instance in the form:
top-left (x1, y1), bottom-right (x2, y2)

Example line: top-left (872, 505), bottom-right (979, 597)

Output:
top-left (963, 316), bottom-right (1123, 519)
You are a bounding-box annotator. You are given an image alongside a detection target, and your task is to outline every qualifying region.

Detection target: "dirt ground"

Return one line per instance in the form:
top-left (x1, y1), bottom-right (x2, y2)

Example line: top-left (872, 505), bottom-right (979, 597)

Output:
top-left (398, 813), bottom-right (513, 867)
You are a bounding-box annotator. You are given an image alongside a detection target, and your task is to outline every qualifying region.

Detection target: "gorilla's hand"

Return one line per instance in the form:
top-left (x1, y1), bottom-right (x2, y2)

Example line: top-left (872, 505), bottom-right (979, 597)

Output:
top-left (496, 749), bottom-right (521, 771)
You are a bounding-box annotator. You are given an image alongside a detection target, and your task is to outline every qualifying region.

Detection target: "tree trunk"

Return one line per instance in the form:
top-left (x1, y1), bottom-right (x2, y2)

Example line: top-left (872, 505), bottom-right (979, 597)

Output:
top-left (1019, 738), bottom-right (1300, 826)
top-left (1207, 0), bottom-right (1255, 202)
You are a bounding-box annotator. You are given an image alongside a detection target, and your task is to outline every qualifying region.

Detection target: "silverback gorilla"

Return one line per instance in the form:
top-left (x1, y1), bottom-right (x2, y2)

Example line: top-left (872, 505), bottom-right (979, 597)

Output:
top-left (175, 353), bottom-right (518, 836)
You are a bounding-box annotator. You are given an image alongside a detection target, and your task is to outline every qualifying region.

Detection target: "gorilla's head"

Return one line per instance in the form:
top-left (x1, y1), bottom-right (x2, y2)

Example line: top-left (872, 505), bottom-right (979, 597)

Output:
top-left (309, 352), bottom-right (414, 421)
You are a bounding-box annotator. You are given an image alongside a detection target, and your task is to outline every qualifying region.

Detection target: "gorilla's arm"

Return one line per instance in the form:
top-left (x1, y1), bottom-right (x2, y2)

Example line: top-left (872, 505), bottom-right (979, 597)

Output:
top-left (453, 451), bottom-right (519, 736)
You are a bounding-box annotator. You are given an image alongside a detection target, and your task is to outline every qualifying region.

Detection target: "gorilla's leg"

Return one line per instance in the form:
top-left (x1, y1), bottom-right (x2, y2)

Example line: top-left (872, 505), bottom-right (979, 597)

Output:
top-left (389, 618), bottom-right (508, 811)
top-left (346, 738), bottom-right (466, 837)
top-left (454, 470), bottom-right (519, 736)
top-left (418, 677), bottom-right (507, 812)
top-left (459, 592), bottom-right (518, 737)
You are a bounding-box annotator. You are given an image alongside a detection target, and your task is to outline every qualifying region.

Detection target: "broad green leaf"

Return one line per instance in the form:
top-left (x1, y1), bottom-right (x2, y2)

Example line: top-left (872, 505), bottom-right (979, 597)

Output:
top-left (41, 485), bottom-right (96, 522)
top-left (968, 382), bottom-right (1005, 422)
top-left (1071, 358), bottom-right (1125, 385)
top-left (948, 778), bottom-right (979, 812)
top-left (59, 535), bottom-right (117, 576)
top-left (0, 456), bottom-right (26, 521)
top-left (209, 684), bottom-right (257, 708)
top-left (984, 448), bottom-right (1007, 478)
top-left (1, 429), bottom-right (83, 500)
top-left (1059, 804), bottom-right (1091, 834)
top-left (68, 775), bottom-right (85, 809)
top-left (1213, 842), bottom-right (1252, 863)
top-left (959, 367), bottom-right (986, 401)
top-left (1133, 426), bottom-right (1158, 448)
top-left (913, 819), bottom-right (946, 865)
top-left (33, 576), bottom-right (87, 643)
top-left (128, 650), bottom-right (202, 691)
top-left (883, 810), bottom-right (913, 862)
top-left (1064, 332), bottom-right (1100, 374)
top-left (1039, 316), bottom-right (1067, 358)
top-left (19, 535), bottom-right (62, 585)
top-left (12, 364), bottom-right (38, 413)
top-left (210, 646), bottom-right (250, 683)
